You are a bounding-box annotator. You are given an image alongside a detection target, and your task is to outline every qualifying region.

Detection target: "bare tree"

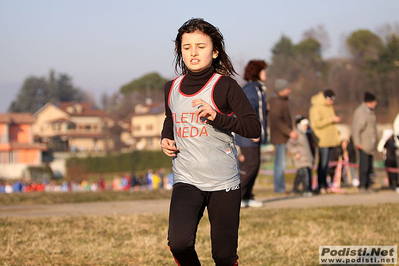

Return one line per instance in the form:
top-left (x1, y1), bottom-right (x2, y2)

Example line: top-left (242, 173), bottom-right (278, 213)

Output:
top-left (302, 25), bottom-right (331, 54)
top-left (375, 22), bottom-right (399, 43)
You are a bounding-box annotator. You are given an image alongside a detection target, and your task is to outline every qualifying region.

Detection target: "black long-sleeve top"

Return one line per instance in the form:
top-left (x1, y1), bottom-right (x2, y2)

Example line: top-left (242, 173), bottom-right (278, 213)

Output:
top-left (161, 66), bottom-right (261, 140)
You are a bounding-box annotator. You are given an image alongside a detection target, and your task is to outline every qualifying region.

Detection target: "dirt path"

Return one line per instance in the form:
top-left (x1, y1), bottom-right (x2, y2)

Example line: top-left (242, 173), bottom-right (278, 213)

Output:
top-left (1, 190), bottom-right (398, 218)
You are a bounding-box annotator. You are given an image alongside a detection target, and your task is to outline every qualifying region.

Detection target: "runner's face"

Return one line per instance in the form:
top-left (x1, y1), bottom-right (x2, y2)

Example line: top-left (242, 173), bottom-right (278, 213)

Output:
top-left (181, 30), bottom-right (218, 73)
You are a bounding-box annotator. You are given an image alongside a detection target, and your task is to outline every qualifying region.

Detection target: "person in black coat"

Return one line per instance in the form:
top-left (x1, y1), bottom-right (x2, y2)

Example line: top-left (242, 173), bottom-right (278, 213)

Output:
top-left (383, 135), bottom-right (398, 190)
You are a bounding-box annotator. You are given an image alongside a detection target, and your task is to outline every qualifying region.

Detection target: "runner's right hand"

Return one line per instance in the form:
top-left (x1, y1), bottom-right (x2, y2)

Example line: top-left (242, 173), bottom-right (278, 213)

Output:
top-left (161, 138), bottom-right (179, 157)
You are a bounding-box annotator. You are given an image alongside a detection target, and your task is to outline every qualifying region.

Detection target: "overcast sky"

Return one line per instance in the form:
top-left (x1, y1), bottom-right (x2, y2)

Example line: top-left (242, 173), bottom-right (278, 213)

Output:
top-left (1, 0), bottom-right (398, 112)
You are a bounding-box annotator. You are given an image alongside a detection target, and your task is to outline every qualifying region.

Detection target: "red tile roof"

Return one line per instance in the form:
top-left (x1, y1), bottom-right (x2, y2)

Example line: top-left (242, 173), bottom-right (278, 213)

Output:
top-left (52, 132), bottom-right (112, 138)
top-left (0, 113), bottom-right (36, 124)
top-left (48, 118), bottom-right (71, 123)
top-left (57, 102), bottom-right (107, 117)
top-left (9, 142), bottom-right (47, 150)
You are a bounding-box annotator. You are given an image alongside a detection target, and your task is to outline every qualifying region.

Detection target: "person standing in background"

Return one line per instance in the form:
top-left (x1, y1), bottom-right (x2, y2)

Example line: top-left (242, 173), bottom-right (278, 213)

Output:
top-left (394, 113), bottom-right (399, 138)
top-left (378, 130), bottom-right (399, 192)
top-left (346, 137), bottom-right (358, 186)
top-left (351, 92), bottom-right (378, 192)
top-left (309, 89), bottom-right (341, 194)
top-left (235, 60), bottom-right (268, 208)
top-left (287, 115), bottom-right (314, 197)
top-left (269, 79), bottom-right (297, 193)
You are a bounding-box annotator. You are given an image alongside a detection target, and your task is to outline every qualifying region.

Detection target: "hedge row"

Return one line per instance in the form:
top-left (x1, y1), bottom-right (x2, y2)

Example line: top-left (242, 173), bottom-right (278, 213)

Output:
top-left (66, 151), bottom-right (172, 174)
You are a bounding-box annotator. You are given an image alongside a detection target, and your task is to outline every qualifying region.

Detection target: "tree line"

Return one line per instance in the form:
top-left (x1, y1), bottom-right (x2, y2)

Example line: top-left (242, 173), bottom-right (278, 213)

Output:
top-left (266, 24), bottom-right (399, 123)
top-left (8, 70), bottom-right (89, 114)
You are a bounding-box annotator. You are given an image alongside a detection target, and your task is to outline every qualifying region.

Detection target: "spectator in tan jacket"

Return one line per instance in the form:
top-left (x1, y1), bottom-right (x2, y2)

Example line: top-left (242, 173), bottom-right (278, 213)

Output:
top-left (309, 89), bottom-right (341, 194)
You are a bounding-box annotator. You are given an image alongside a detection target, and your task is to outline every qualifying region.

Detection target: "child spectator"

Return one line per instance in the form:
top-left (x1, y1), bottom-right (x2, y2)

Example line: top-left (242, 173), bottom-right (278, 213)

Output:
top-left (112, 175), bottom-right (122, 191)
top-left (378, 128), bottom-right (399, 192)
top-left (12, 180), bottom-right (22, 192)
top-left (164, 172), bottom-right (174, 190)
top-left (130, 173), bottom-right (140, 190)
top-left (5, 182), bottom-right (13, 193)
top-left (287, 115), bottom-right (314, 196)
top-left (60, 181), bottom-right (69, 192)
top-left (145, 169), bottom-right (153, 190)
top-left (328, 143), bottom-right (343, 184)
top-left (122, 173), bottom-right (131, 191)
top-left (328, 139), bottom-right (354, 187)
top-left (346, 137), bottom-right (357, 186)
top-left (0, 181), bottom-right (5, 193)
top-left (152, 171), bottom-right (162, 190)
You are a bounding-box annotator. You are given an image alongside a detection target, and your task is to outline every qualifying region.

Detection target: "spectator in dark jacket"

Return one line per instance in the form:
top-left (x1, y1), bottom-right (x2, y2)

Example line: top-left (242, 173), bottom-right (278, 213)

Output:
top-left (269, 79), bottom-right (297, 193)
top-left (236, 60), bottom-right (268, 208)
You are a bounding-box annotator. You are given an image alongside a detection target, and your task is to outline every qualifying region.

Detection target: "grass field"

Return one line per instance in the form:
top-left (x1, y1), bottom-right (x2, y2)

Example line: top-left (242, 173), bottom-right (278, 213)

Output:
top-left (1, 173), bottom-right (397, 265)
top-left (1, 203), bottom-right (398, 265)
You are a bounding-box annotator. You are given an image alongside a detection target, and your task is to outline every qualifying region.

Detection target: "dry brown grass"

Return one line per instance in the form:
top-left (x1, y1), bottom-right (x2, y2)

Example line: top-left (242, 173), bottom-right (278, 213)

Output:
top-left (1, 203), bottom-right (398, 265)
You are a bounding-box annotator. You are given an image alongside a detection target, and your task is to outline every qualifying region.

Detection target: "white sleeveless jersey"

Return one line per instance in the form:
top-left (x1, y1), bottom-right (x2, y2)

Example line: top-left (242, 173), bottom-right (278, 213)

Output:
top-left (168, 73), bottom-right (240, 191)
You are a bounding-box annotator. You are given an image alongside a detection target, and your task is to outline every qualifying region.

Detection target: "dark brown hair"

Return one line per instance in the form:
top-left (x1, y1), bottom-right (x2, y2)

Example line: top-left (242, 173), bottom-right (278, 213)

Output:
top-left (243, 60), bottom-right (268, 81)
top-left (174, 18), bottom-right (237, 76)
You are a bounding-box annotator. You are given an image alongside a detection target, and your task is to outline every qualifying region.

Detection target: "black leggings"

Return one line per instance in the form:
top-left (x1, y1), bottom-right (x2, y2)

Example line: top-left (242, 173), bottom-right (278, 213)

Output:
top-left (239, 146), bottom-right (261, 200)
top-left (168, 183), bottom-right (241, 266)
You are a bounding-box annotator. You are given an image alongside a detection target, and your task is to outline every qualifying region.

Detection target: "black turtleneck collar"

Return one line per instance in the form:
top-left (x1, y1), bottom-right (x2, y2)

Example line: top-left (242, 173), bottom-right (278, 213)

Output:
top-left (181, 66), bottom-right (216, 95)
top-left (186, 66), bottom-right (215, 82)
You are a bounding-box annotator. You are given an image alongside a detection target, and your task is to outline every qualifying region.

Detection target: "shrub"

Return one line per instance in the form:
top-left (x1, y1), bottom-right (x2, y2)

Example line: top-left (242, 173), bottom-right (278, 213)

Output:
top-left (66, 151), bottom-right (172, 175)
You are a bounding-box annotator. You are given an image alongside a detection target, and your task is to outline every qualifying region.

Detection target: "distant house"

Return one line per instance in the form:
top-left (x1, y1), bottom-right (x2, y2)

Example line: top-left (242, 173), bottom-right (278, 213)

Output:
top-left (33, 102), bottom-right (116, 152)
top-left (131, 103), bottom-right (165, 150)
top-left (0, 113), bottom-right (47, 179)
top-left (119, 117), bottom-right (134, 149)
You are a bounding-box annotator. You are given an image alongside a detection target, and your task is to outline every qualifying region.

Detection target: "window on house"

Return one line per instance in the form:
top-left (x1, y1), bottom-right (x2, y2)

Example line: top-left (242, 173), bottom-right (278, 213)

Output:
top-left (146, 124), bottom-right (153, 130)
top-left (147, 138), bottom-right (153, 147)
top-left (9, 151), bottom-right (14, 163)
top-left (67, 123), bottom-right (76, 130)
top-left (0, 134), bottom-right (6, 143)
top-left (0, 151), bottom-right (5, 163)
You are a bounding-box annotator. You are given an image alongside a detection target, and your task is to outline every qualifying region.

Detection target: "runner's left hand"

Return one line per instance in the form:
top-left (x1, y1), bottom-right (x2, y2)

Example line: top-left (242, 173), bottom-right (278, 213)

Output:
top-left (192, 99), bottom-right (217, 122)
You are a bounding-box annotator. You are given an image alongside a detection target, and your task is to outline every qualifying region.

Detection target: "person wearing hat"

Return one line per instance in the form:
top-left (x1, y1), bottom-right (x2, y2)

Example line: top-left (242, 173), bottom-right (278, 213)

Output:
top-left (351, 91), bottom-right (378, 192)
top-left (287, 115), bottom-right (314, 196)
top-left (269, 79), bottom-right (298, 193)
top-left (309, 89), bottom-right (341, 194)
